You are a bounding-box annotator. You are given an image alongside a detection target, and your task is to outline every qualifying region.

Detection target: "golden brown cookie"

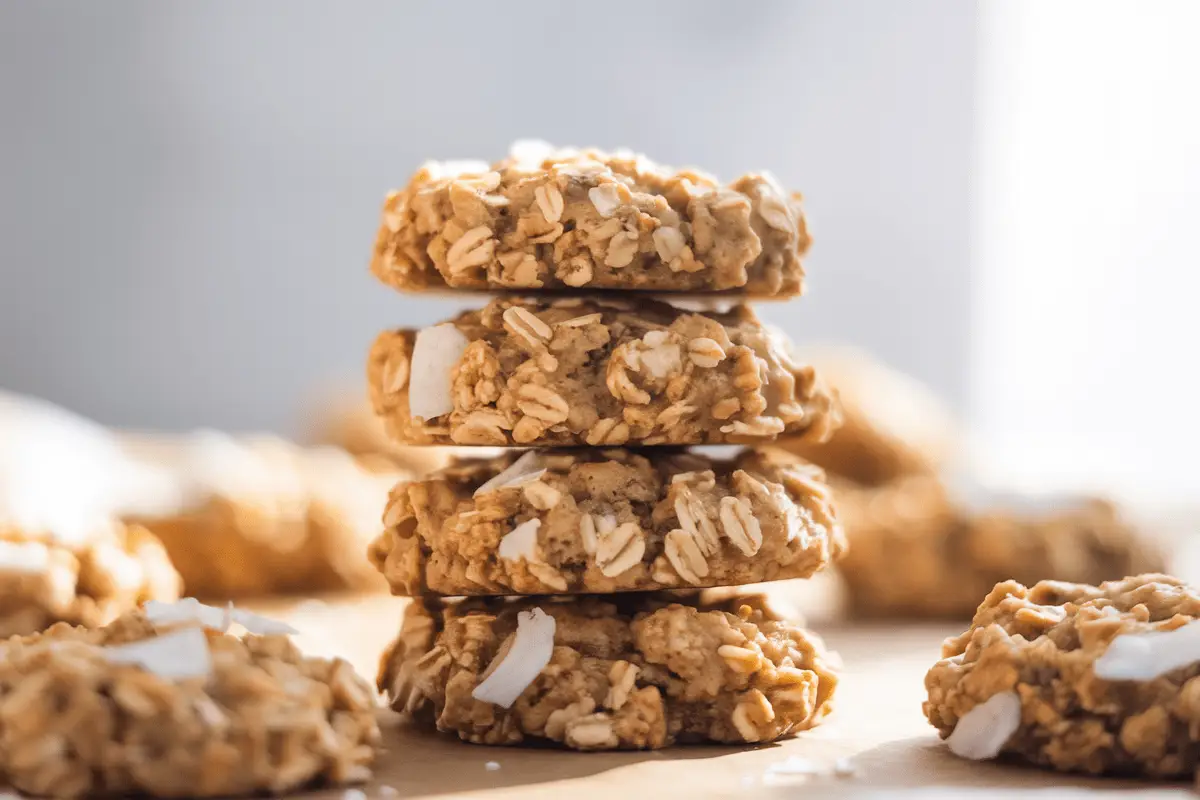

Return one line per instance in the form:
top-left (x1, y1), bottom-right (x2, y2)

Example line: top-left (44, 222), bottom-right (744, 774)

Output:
top-left (0, 601), bottom-right (378, 797)
top-left (775, 346), bottom-right (957, 486)
top-left (369, 447), bottom-right (844, 596)
top-left (835, 477), bottom-right (1163, 618)
top-left (371, 142), bottom-right (809, 296)
top-left (925, 575), bottom-right (1200, 778)
top-left (123, 433), bottom-right (403, 599)
top-left (368, 297), bottom-right (838, 448)
top-left (0, 519), bottom-right (180, 638)
top-left (378, 589), bottom-right (837, 749)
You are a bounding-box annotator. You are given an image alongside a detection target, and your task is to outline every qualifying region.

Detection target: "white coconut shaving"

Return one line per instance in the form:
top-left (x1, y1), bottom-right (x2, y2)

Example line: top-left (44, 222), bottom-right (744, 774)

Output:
top-left (143, 598), bottom-right (297, 636)
top-left (497, 519), bottom-right (541, 562)
top-left (1094, 620), bottom-right (1200, 681)
top-left (408, 323), bottom-right (470, 421)
top-left (230, 608), bottom-right (299, 636)
top-left (471, 608), bottom-right (556, 708)
top-left (0, 540), bottom-right (52, 575)
top-left (144, 598), bottom-right (231, 630)
top-left (473, 451), bottom-right (545, 497)
top-left (945, 690), bottom-right (1021, 760)
top-left (104, 626), bottom-right (213, 681)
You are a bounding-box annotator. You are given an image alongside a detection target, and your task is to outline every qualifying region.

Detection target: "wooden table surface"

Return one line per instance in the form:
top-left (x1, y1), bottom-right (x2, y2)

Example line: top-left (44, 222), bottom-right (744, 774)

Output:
top-left (248, 589), bottom-right (1194, 800)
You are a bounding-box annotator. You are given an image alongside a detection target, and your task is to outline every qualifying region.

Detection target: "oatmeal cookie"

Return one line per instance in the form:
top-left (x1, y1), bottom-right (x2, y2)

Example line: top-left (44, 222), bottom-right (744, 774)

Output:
top-left (774, 346), bottom-right (958, 486)
top-left (925, 574), bottom-right (1200, 779)
top-left (123, 433), bottom-right (402, 599)
top-left (835, 478), bottom-right (1162, 618)
top-left (367, 297), bottom-right (838, 447)
top-left (0, 519), bottom-right (180, 638)
top-left (370, 141), bottom-right (809, 296)
top-left (378, 590), bottom-right (837, 749)
top-left (369, 447), bottom-right (843, 596)
top-left (0, 602), bottom-right (379, 797)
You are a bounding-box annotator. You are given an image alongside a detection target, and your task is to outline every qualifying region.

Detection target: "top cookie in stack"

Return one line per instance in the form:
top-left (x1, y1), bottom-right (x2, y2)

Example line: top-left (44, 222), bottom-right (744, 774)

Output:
top-left (371, 142), bottom-right (808, 296)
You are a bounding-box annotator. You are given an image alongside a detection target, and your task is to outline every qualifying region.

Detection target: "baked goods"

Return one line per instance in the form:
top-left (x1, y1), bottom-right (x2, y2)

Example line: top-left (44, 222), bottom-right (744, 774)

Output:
top-left (123, 433), bottom-right (402, 598)
top-left (378, 590), bottom-right (837, 749)
top-left (835, 477), bottom-right (1162, 618)
top-left (0, 601), bottom-right (379, 797)
top-left (774, 347), bottom-right (957, 486)
top-left (367, 297), bottom-right (837, 447)
top-left (925, 574), bottom-right (1200, 778)
top-left (0, 392), bottom-right (182, 636)
top-left (371, 142), bottom-right (809, 296)
top-left (369, 448), bottom-right (843, 595)
top-left (364, 142), bottom-right (843, 754)
top-left (0, 519), bottom-right (180, 638)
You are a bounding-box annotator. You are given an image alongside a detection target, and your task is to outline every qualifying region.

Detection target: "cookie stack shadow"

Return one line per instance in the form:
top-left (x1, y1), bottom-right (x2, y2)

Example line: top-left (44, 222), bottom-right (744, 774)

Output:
top-left (360, 143), bottom-right (847, 750)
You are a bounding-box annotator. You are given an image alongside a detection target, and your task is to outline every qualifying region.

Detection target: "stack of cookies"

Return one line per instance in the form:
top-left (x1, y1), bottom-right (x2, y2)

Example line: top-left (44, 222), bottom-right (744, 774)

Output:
top-left (363, 143), bottom-right (845, 749)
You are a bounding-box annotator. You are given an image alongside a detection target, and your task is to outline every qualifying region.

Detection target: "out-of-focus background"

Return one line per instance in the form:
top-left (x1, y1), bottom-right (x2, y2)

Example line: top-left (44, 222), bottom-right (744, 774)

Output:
top-left (1, 0), bottom-right (1197, 504)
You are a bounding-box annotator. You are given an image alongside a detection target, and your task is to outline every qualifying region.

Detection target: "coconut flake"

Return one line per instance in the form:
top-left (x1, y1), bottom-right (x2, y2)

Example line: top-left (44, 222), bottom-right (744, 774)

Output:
top-left (409, 323), bottom-right (470, 421)
top-left (471, 608), bottom-right (556, 708)
top-left (1094, 620), bottom-right (1200, 681)
top-left (588, 185), bottom-right (621, 217)
top-left (764, 756), bottom-right (823, 776)
top-left (104, 627), bottom-right (213, 680)
top-left (144, 598), bottom-right (231, 631)
top-left (0, 540), bottom-right (51, 575)
top-left (946, 690), bottom-right (1021, 760)
top-left (498, 519), bottom-right (541, 562)
top-left (473, 451), bottom-right (545, 497)
top-left (230, 608), bottom-right (299, 636)
top-left (143, 598), bottom-right (297, 636)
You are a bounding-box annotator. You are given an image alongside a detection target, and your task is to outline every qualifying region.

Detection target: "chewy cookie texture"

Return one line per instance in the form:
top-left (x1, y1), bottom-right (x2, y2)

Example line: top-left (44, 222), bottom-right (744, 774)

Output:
top-left (834, 478), bottom-right (1163, 619)
top-left (371, 142), bottom-right (809, 296)
top-left (369, 447), bottom-right (844, 596)
top-left (0, 602), bottom-right (379, 798)
top-left (925, 575), bottom-right (1200, 779)
top-left (379, 590), bottom-right (837, 749)
top-left (368, 297), bottom-right (837, 448)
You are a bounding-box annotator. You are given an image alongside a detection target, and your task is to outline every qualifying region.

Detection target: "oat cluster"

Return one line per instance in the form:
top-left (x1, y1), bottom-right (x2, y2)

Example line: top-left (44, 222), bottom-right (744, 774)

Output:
top-left (379, 591), bottom-right (837, 749)
top-left (0, 609), bottom-right (379, 798)
top-left (925, 575), bottom-right (1200, 778)
top-left (368, 297), bottom-right (837, 447)
top-left (369, 448), bottom-right (843, 596)
top-left (0, 519), bottom-right (180, 638)
top-left (371, 143), bottom-right (809, 296)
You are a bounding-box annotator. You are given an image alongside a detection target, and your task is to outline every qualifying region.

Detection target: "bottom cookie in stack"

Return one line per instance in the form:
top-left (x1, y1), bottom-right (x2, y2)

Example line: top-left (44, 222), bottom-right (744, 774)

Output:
top-left (378, 590), bottom-right (838, 750)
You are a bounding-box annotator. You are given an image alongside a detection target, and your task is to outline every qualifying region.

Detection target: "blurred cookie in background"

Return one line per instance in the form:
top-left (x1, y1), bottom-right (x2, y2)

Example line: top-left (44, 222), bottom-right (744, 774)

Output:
top-left (121, 432), bottom-right (406, 599)
top-left (833, 475), bottom-right (1164, 618)
top-left (0, 391), bottom-right (182, 636)
top-left (304, 391), bottom-right (453, 477)
top-left (775, 346), bottom-right (959, 486)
